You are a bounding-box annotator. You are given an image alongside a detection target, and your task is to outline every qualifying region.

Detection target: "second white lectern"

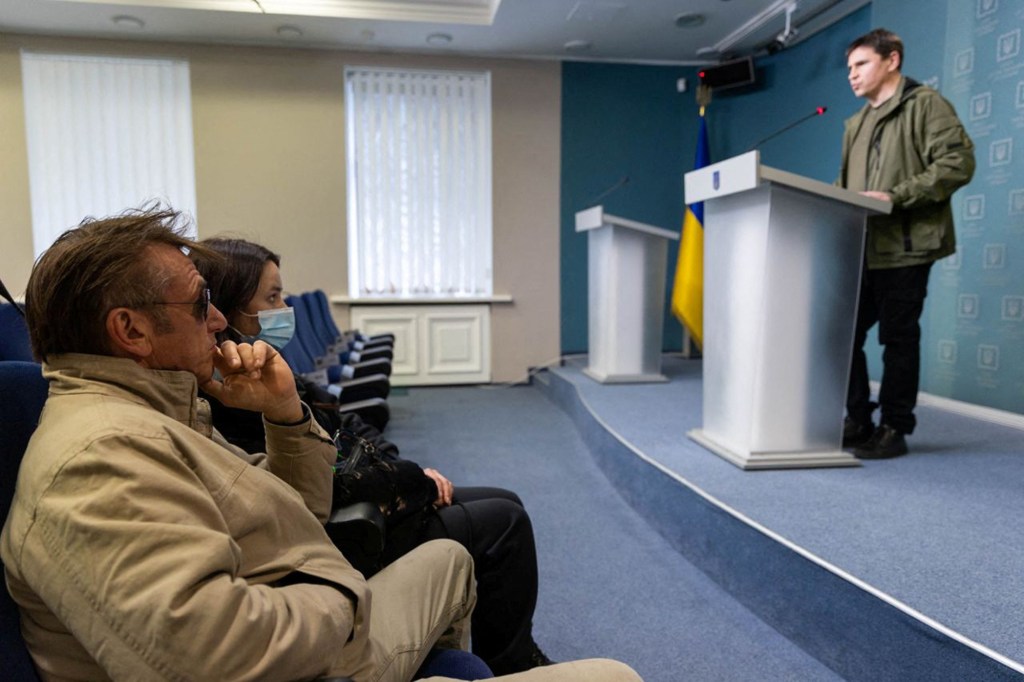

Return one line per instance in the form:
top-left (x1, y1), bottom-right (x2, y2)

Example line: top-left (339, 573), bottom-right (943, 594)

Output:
top-left (685, 152), bottom-right (891, 469)
top-left (575, 205), bottom-right (679, 383)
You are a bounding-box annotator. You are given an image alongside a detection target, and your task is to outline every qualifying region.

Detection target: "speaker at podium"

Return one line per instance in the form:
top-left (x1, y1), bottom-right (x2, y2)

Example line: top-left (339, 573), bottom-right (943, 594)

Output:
top-left (684, 151), bottom-right (891, 469)
top-left (575, 205), bottom-right (679, 384)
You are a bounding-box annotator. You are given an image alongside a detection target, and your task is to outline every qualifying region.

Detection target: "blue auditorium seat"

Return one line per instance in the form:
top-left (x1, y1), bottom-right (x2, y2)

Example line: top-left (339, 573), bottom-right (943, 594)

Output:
top-left (285, 295), bottom-right (391, 382)
top-left (416, 648), bottom-right (494, 679)
top-left (308, 290), bottom-right (394, 349)
top-left (310, 290), bottom-right (345, 344)
top-left (275, 309), bottom-right (390, 430)
top-left (0, 361), bottom-right (48, 680)
top-left (300, 293), bottom-right (393, 365)
top-left (303, 291), bottom-right (346, 353)
top-left (0, 304), bottom-right (33, 362)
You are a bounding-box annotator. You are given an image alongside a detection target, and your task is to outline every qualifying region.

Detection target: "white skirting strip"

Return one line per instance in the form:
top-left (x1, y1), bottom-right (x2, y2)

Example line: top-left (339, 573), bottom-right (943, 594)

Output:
top-left (869, 381), bottom-right (1024, 431)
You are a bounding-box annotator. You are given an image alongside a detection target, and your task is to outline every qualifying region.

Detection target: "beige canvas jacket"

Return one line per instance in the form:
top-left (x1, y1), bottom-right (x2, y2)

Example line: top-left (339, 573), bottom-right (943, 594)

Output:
top-left (1, 354), bottom-right (372, 681)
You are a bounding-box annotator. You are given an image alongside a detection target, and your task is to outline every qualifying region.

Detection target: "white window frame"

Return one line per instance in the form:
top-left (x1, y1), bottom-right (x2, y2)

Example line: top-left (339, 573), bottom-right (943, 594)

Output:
top-left (344, 66), bottom-right (493, 299)
top-left (20, 51), bottom-right (197, 257)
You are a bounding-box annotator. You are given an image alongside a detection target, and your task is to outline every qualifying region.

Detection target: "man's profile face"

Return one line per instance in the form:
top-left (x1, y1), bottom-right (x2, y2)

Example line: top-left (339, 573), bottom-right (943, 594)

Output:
top-left (143, 244), bottom-right (227, 383)
top-left (847, 45), bottom-right (900, 103)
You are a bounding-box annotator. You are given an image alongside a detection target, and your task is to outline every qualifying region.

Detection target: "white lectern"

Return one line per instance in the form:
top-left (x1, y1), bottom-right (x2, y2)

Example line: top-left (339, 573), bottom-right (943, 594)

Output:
top-left (685, 152), bottom-right (891, 469)
top-left (575, 205), bottom-right (679, 383)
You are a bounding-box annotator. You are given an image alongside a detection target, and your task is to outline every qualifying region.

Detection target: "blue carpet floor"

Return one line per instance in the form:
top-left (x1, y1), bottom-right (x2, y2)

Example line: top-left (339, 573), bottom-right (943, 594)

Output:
top-left (385, 382), bottom-right (841, 681)
top-left (545, 355), bottom-right (1024, 674)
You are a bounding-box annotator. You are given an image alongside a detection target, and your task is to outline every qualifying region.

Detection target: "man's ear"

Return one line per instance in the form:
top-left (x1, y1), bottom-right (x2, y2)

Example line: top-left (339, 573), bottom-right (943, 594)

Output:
top-left (889, 50), bottom-right (901, 72)
top-left (105, 307), bottom-right (155, 360)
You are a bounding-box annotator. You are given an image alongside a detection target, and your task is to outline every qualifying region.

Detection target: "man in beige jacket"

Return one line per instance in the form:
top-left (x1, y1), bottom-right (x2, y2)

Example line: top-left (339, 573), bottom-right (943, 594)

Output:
top-left (1, 208), bottom-right (640, 682)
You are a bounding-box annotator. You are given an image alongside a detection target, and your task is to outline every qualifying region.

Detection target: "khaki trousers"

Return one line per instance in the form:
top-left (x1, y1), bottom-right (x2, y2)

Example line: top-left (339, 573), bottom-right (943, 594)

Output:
top-left (421, 658), bottom-right (644, 682)
top-left (333, 538), bottom-right (477, 682)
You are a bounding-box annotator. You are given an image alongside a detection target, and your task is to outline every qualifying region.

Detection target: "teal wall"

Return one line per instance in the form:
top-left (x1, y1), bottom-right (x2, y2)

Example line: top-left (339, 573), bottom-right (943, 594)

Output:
top-left (559, 62), bottom-right (695, 354)
top-left (921, 0), bottom-right (1024, 412)
top-left (707, 8), bottom-right (869, 181)
top-left (558, 7), bottom-right (869, 355)
top-left (559, 0), bottom-right (1024, 415)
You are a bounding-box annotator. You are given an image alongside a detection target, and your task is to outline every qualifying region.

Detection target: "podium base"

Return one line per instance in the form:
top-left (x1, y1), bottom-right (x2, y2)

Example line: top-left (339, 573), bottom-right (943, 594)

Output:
top-left (688, 429), bottom-right (862, 470)
top-left (583, 367), bottom-right (669, 384)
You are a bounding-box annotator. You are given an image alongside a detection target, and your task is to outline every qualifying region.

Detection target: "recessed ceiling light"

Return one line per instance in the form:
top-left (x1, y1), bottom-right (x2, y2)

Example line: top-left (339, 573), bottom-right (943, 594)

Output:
top-left (564, 39), bottom-right (592, 52)
top-left (111, 15), bottom-right (145, 30)
top-left (675, 12), bottom-right (705, 28)
top-left (276, 25), bottom-right (303, 39)
top-left (426, 33), bottom-right (453, 46)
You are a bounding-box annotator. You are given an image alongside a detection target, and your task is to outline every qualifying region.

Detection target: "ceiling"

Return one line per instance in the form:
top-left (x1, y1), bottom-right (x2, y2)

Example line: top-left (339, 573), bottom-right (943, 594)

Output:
top-left (0, 0), bottom-right (870, 65)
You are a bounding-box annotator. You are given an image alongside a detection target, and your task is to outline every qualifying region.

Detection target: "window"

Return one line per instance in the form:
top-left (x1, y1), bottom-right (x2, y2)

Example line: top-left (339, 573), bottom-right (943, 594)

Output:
top-left (345, 67), bottom-right (493, 298)
top-left (21, 52), bottom-right (197, 257)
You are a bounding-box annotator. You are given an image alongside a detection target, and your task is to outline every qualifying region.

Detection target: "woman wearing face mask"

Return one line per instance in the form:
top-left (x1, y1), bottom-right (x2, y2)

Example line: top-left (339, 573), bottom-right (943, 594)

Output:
top-left (192, 237), bottom-right (554, 675)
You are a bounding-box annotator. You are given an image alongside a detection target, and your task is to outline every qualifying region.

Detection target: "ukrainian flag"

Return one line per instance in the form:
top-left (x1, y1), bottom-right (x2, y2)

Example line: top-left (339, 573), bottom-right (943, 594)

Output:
top-left (671, 110), bottom-right (709, 349)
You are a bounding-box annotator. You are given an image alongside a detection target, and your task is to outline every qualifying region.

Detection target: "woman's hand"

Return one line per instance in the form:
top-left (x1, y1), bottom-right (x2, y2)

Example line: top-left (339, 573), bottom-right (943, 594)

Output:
top-left (423, 468), bottom-right (454, 507)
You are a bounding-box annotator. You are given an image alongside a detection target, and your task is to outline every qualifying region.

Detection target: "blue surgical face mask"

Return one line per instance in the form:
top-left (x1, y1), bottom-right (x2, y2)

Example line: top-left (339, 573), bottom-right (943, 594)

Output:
top-left (239, 306), bottom-right (295, 350)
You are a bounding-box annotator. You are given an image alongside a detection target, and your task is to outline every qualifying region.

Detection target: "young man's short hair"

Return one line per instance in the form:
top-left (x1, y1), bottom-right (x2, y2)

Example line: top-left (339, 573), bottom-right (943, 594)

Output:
top-left (847, 28), bottom-right (904, 71)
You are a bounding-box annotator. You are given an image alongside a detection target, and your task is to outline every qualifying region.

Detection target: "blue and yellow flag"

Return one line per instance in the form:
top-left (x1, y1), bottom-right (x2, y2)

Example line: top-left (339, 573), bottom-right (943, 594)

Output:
top-left (671, 110), bottom-right (710, 349)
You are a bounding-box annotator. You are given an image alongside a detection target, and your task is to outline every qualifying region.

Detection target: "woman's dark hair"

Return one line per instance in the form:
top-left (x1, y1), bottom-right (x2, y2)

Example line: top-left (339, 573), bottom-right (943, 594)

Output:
top-left (191, 237), bottom-right (280, 343)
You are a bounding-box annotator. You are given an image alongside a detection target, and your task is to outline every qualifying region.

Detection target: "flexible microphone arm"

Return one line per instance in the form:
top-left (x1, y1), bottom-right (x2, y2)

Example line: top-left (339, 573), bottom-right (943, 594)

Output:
top-left (746, 106), bottom-right (827, 152)
top-left (589, 175), bottom-right (631, 205)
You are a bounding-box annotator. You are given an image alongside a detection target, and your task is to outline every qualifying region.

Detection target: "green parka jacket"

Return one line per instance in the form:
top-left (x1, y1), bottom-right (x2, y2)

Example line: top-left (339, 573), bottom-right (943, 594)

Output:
top-left (838, 76), bottom-right (975, 269)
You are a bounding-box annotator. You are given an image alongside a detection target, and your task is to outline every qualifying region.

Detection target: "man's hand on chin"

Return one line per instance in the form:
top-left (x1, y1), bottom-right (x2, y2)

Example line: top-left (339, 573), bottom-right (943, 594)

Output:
top-left (203, 340), bottom-right (304, 424)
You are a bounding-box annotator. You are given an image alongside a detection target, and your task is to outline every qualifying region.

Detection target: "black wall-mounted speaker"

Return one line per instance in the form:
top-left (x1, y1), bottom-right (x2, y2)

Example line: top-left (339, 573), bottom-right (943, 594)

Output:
top-left (698, 57), bottom-right (755, 91)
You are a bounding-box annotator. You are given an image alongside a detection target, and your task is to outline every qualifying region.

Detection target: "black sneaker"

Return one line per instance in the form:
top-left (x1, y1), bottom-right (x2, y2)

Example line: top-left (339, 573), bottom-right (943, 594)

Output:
top-left (854, 424), bottom-right (908, 459)
top-left (491, 642), bottom-right (555, 675)
top-left (842, 417), bottom-right (875, 448)
top-left (527, 643), bottom-right (555, 668)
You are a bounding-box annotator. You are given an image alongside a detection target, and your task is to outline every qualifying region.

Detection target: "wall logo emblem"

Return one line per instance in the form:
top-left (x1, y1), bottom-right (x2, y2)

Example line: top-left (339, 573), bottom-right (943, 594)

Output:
top-left (955, 49), bottom-right (975, 77)
top-left (942, 247), bottom-right (962, 270)
top-left (983, 243), bottom-right (1006, 268)
top-left (1002, 296), bottom-right (1024, 321)
top-left (964, 194), bottom-right (985, 220)
top-left (970, 92), bottom-right (992, 120)
top-left (977, 0), bottom-right (998, 18)
top-left (1010, 189), bottom-right (1024, 215)
top-left (978, 344), bottom-right (1000, 371)
top-left (990, 138), bottom-right (1013, 167)
top-left (958, 293), bottom-right (980, 319)
top-left (938, 339), bottom-right (957, 363)
top-left (998, 29), bottom-right (1021, 63)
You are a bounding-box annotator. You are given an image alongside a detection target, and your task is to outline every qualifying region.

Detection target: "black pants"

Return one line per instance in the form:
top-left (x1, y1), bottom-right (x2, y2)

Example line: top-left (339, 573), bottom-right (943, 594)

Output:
top-left (847, 262), bottom-right (933, 434)
top-left (383, 486), bottom-right (539, 674)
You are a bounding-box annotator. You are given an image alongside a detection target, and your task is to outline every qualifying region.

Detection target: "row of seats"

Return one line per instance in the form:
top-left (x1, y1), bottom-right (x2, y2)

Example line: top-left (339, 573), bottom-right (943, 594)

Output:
top-left (280, 290), bottom-right (395, 432)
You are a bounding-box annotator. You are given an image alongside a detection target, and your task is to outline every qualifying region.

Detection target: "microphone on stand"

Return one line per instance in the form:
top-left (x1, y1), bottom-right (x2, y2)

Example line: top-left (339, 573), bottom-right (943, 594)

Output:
top-left (746, 106), bottom-right (828, 152)
top-left (588, 175), bottom-right (630, 205)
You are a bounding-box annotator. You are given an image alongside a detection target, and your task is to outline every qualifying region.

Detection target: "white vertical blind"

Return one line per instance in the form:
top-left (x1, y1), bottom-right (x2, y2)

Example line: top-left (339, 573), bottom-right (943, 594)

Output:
top-left (345, 67), bottom-right (493, 298)
top-left (21, 52), bottom-right (197, 258)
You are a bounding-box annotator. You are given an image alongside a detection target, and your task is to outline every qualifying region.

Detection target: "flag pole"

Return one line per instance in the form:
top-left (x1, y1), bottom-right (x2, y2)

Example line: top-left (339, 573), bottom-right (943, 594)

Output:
top-left (679, 85), bottom-right (712, 358)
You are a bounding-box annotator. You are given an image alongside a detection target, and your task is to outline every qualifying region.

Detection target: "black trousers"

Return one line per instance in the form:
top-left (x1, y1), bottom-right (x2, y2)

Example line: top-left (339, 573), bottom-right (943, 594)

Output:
top-left (385, 486), bottom-right (539, 674)
top-left (847, 262), bottom-right (933, 434)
